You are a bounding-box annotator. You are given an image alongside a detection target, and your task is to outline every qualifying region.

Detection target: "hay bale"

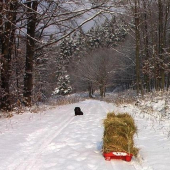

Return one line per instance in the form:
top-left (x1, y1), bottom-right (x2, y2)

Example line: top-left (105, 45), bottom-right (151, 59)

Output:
top-left (103, 112), bottom-right (139, 157)
top-left (106, 112), bottom-right (116, 119)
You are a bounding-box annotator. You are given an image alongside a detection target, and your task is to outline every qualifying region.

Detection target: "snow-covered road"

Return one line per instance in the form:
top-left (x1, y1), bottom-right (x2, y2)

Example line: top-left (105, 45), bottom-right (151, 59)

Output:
top-left (0, 100), bottom-right (170, 170)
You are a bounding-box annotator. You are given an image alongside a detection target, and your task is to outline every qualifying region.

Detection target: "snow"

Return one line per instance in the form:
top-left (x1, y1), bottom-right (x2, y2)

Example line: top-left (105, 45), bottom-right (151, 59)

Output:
top-left (0, 98), bottom-right (170, 170)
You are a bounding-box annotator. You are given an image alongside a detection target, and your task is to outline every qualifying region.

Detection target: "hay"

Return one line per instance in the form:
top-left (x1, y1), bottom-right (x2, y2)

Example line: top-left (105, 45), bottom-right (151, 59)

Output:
top-left (103, 112), bottom-right (139, 157)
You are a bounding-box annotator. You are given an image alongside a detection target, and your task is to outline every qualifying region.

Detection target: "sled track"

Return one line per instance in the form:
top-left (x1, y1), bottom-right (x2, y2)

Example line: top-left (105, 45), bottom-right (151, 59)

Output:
top-left (8, 116), bottom-right (74, 170)
top-left (110, 159), bottom-right (143, 170)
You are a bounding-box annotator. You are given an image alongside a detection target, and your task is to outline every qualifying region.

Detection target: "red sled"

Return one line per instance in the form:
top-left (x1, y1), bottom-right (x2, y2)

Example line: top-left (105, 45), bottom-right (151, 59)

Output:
top-left (103, 152), bottom-right (133, 162)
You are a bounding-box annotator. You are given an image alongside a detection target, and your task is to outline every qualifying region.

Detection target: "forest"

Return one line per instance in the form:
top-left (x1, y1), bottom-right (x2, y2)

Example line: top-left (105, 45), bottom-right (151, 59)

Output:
top-left (1, 0), bottom-right (170, 111)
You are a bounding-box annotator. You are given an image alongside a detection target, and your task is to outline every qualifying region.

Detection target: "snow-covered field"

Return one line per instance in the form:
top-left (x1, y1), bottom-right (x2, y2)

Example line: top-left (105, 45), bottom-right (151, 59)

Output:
top-left (0, 98), bottom-right (170, 170)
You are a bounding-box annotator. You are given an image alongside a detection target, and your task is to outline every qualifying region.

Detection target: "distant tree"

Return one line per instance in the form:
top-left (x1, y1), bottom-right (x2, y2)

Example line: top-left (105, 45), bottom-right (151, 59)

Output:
top-left (52, 75), bottom-right (72, 95)
top-left (71, 49), bottom-right (116, 97)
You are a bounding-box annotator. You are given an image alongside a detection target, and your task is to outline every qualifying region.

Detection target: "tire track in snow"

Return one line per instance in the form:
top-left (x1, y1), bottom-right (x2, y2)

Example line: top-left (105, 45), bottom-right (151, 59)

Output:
top-left (17, 116), bottom-right (74, 170)
top-left (17, 117), bottom-right (74, 170)
top-left (4, 100), bottom-right (149, 170)
top-left (7, 101), bottom-right (91, 170)
top-left (21, 100), bottom-right (144, 170)
top-left (7, 114), bottom-right (74, 170)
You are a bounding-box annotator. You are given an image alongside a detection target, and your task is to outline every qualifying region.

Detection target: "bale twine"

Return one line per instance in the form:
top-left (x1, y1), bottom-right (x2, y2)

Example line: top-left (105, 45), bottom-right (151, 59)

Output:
top-left (103, 112), bottom-right (139, 157)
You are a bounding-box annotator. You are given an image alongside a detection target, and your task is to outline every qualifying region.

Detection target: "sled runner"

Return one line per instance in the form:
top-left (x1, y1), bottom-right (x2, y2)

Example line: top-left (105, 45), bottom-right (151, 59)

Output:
top-left (103, 152), bottom-right (133, 161)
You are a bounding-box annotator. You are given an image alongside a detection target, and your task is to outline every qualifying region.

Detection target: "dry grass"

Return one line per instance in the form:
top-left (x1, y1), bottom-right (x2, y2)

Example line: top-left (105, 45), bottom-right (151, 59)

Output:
top-left (103, 90), bottom-right (137, 105)
top-left (103, 112), bottom-right (139, 157)
top-left (26, 95), bottom-right (86, 113)
top-left (0, 94), bottom-right (87, 118)
top-left (48, 96), bottom-right (85, 106)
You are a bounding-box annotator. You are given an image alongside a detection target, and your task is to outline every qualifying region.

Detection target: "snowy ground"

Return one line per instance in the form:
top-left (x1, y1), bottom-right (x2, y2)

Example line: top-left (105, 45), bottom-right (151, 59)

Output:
top-left (0, 99), bottom-right (170, 170)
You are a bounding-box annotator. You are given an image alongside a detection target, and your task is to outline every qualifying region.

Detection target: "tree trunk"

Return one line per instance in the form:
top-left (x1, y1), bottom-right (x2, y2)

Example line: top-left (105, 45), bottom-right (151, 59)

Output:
top-left (134, 0), bottom-right (141, 95)
top-left (167, 73), bottom-right (170, 91)
top-left (99, 84), bottom-right (105, 98)
top-left (143, 0), bottom-right (150, 92)
top-left (158, 0), bottom-right (165, 90)
top-left (23, 1), bottom-right (38, 106)
top-left (0, 0), bottom-right (17, 111)
top-left (88, 82), bottom-right (93, 98)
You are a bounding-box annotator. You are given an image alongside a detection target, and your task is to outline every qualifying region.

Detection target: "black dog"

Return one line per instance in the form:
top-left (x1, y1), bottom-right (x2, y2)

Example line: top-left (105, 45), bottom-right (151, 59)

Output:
top-left (74, 107), bottom-right (83, 116)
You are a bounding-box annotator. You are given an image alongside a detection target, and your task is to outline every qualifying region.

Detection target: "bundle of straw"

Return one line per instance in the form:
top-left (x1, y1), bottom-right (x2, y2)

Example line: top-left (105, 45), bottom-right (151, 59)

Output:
top-left (103, 112), bottom-right (139, 157)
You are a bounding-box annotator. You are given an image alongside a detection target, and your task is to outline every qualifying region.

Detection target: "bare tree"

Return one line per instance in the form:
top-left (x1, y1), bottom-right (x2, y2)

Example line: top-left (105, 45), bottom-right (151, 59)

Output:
top-left (22, 0), bottom-right (125, 105)
top-left (0, 0), bottom-right (124, 110)
top-left (0, 0), bottom-right (18, 110)
top-left (70, 49), bottom-right (122, 97)
top-left (123, 0), bottom-right (170, 94)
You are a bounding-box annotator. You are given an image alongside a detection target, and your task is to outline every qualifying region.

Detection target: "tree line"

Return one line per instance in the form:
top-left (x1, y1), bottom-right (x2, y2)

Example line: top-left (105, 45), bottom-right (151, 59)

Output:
top-left (125, 0), bottom-right (170, 94)
top-left (1, 0), bottom-right (170, 111)
top-left (0, 0), bottom-right (117, 111)
top-left (53, 0), bottom-right (170, 96)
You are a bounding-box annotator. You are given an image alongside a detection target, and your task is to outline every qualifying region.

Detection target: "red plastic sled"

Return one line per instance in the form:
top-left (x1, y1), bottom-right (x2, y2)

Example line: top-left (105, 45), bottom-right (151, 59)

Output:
top-left (103, 152), bottom-right (133, 162)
